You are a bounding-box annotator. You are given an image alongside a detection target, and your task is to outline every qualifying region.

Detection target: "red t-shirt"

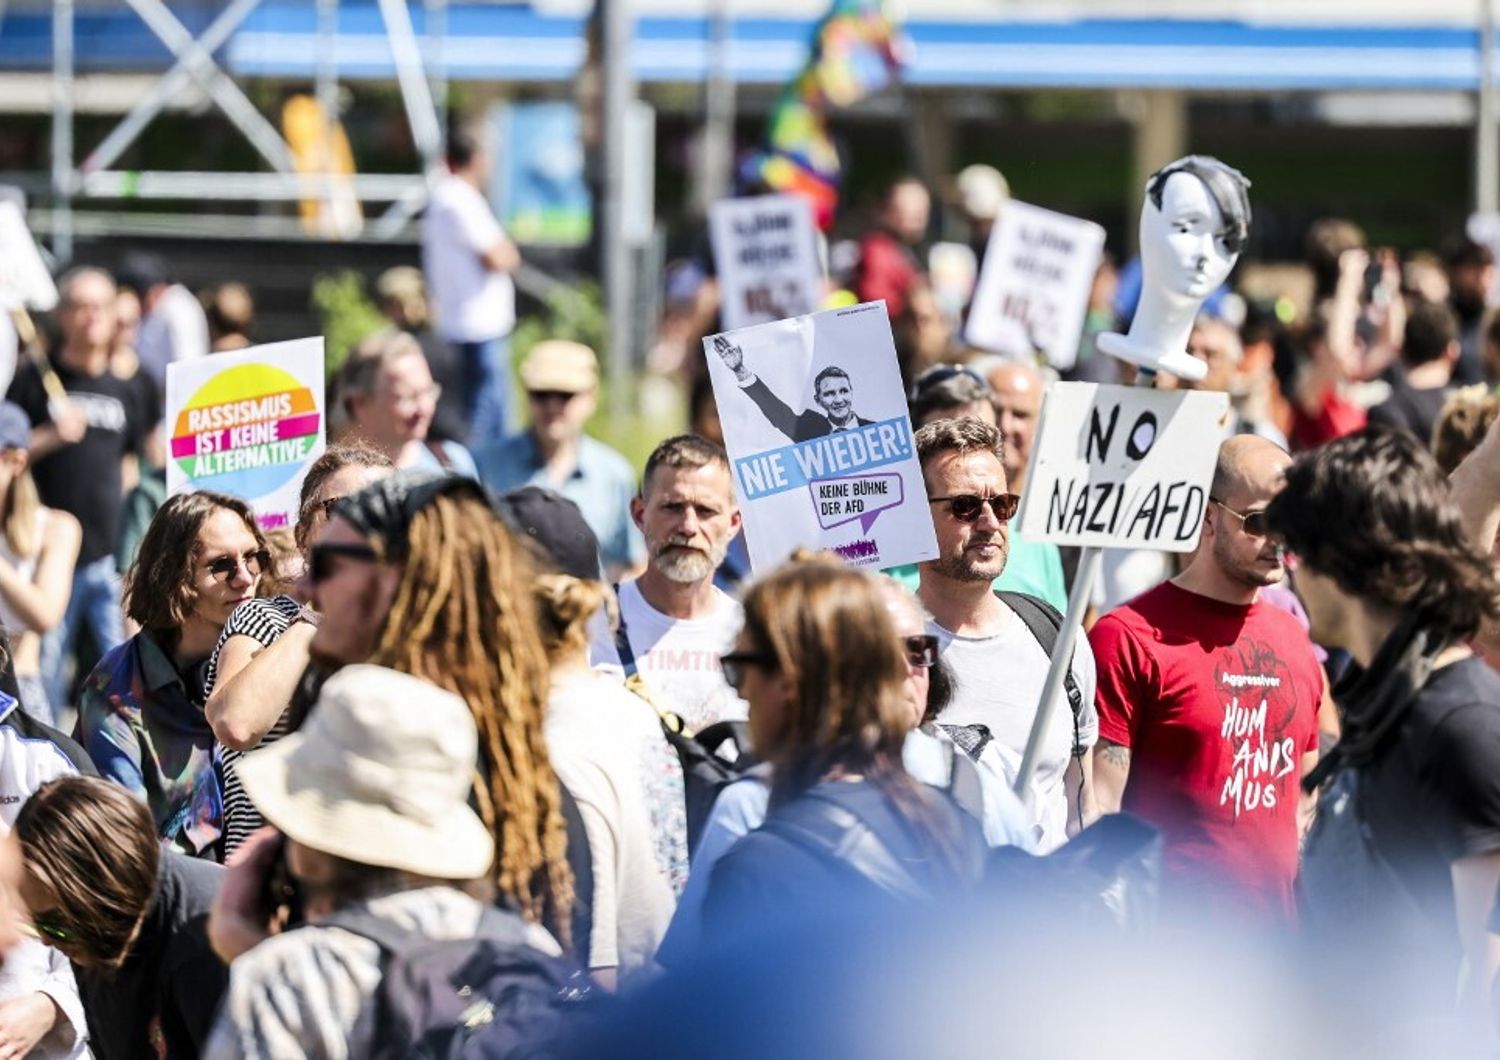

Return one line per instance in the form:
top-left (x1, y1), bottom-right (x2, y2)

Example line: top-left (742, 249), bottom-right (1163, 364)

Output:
top-left (1089, 580), bottom-right (1323, 920)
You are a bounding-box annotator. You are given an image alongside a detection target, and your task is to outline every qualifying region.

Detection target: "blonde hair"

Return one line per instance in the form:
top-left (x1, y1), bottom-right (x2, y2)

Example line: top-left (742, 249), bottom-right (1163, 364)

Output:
top-left (3, 467), bottom-right (40, 559)
top-left (368, 492), bottom-right (574, 950)
top-left (533, 574), bottom-right (613, 663)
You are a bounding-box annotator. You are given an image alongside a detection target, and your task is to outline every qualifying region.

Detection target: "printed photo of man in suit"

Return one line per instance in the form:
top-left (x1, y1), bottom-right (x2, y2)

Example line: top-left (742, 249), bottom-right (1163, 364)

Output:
top-left (712, 335), bottom-right (876, 443)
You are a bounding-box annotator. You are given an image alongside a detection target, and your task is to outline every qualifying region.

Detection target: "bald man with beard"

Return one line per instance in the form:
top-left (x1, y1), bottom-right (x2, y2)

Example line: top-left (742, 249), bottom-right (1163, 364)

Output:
top-left (1089, 435), bottom-right (1323, 924)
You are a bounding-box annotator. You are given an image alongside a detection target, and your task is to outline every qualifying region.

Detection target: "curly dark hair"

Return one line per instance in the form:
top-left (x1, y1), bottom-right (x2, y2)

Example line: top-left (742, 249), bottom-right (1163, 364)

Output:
top-left (125, 490), bottom-right (266, 636)
top-left (1264, 428), bottom-right (1500, 643)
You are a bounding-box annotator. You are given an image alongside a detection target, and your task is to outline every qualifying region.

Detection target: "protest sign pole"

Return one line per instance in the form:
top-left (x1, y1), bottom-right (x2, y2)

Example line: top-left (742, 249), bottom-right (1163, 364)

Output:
top-left (1013, 544), bottom-right (1101, 797)
top-left (1013, 368), bottom-right (1158, 798)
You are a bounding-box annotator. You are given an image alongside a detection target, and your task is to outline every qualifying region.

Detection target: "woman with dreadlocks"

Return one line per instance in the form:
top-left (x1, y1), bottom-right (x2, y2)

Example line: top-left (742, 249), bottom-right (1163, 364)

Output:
top-left (240, 471), bottom-right (585, 954)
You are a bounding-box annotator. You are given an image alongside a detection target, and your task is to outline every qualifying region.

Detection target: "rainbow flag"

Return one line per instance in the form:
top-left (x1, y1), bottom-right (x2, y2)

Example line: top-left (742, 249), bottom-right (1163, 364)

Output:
top-left (748, 0), bottom-right (908, 229)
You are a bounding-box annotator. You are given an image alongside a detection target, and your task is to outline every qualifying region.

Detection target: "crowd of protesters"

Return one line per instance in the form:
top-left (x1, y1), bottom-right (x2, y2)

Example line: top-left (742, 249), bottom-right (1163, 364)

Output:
top-left (0, 137), bottom-right (1499, 1057)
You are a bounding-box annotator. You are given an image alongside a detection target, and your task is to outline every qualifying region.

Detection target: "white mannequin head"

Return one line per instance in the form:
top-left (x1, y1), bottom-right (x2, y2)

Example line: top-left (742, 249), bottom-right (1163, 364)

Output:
top-left (1098, 155), bottom-right (1251, 380)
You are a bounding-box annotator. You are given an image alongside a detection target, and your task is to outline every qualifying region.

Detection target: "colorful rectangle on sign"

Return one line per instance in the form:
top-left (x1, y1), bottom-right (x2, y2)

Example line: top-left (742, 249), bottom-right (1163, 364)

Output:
top-left (1015, 382), bottom-right (1230, 551)
top-left (965, 199), bottom-right (1105, 370)
top-left (704, 301), bottom-right (937, 572)
top-left (709, 194), bottom-right (823, 331)
top-left (165, 337), bottom-right (327, 531)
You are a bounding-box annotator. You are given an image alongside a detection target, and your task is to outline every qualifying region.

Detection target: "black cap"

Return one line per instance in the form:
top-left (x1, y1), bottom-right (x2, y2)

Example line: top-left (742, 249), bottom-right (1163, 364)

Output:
top-left (118, 251), bottom-right (170, 297)
top-left (496, 486), bottom-right (603, 581)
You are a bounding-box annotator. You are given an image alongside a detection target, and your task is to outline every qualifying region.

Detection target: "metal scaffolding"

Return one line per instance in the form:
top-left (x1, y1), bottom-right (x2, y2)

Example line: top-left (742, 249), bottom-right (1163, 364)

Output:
top-left (42, 0), bottom-right (455, 265)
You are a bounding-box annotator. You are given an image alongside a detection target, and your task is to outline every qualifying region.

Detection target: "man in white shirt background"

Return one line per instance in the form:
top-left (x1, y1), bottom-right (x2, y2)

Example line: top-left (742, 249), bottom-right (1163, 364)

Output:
top-left (421, 130), bottom-right (521, 446)
top-left (120, 253), bottom-right (208, 392)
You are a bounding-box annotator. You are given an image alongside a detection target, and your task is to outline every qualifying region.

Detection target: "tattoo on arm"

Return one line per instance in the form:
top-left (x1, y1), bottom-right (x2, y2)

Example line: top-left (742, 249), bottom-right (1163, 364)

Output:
top-left (1099, 741), bottom-right (1131, 769)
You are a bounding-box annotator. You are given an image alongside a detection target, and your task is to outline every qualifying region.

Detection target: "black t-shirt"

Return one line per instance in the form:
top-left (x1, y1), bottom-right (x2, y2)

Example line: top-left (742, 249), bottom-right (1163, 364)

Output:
top-left (7, 359), bottom-right (146, 565)
top-left (1360, 657), bottom-right (1500, 950)
top-left (77, 853), bottom-right (227, 1060)
top-left (1365, 381), bottom-right (1452, 446)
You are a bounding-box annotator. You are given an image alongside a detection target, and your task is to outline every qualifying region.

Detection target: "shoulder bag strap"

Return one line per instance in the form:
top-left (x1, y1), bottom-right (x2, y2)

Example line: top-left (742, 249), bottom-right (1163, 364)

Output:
top-left (762, 792), bottom-right (928, 903)
top-left (995, 589), bottom-right (1084, 757)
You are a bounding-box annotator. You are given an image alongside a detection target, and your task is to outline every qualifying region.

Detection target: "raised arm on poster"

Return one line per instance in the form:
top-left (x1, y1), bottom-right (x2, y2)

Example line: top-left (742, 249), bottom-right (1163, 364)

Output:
top-left (1096, 156), bottom-right (1251, 381)
top-left (709, 194), bottom-right (823, 331)
top-left (1015, 381), bottom-right (1229, 551)
top-left (965, 199), bottom-right (1104, 370)
top-left (704, 302), bottom-right (937, 572)
top-left (166, 337), bottom-right (327, 530)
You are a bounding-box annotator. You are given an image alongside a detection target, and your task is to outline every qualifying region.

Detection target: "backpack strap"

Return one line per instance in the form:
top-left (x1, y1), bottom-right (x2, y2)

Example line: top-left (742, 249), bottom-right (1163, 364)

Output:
top-left (321, 906), bottom-right (421, 956)
top-left (994, 590), bottom-right (1085, 759)
top-left (613, 582), bottom-right (693, 735)
top-left (761, 792), bottom-right (928, 903)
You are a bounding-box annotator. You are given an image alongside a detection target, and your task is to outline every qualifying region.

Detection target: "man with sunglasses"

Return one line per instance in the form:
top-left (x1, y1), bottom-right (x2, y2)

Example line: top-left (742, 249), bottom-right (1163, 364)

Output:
top-left (1089, 435), bottom-right (1321, 923)
top-left (913, 417), bottom-right (1098, 852)
top-left (475, 340), bottom-right (643, 578)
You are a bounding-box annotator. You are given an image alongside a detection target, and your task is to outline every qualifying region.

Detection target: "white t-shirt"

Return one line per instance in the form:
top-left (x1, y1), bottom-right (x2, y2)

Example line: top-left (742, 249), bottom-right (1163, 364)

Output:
top-left (602, 579), bottom-right (746, 733)
top-left (136, 283), bottom-right (209, 389)
top-left (545, 669), bottom-right (688, 979)
top-left (421, 173), bottom-right (516, 343)
top-left (930, 602), bottom-right (1098, 852)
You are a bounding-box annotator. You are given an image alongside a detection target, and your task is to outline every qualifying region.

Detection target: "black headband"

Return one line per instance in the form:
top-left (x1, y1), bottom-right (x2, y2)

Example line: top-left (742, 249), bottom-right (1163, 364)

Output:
top-left (332, 470), bottom-right (493, 561)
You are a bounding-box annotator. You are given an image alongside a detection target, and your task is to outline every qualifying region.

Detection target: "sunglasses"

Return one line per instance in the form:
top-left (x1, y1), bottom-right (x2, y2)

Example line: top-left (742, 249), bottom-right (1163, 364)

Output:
top-left (928, 493), bottom-right (1020, 523)
top-left (205, 549), bottom-right (272, 583)
top-left (528, 390), bottom-right (580, 405)
top-left (31, 915), bottom-right (70, 943)
top-left (308, 542), bottom-right (381, 583)
top-left (1209, 497), bottom-right (1271, 536)
top-left (720, 651), bottom-right (774, 691)
top-left (909, 363), bottom-right (987, 401)
top-left (903, 634), bottom-right (940, 668)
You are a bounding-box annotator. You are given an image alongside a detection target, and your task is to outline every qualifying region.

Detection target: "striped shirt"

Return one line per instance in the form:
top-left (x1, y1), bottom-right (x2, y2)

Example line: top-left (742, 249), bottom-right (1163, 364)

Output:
top-left (205, 595), bottom-right (303, 859)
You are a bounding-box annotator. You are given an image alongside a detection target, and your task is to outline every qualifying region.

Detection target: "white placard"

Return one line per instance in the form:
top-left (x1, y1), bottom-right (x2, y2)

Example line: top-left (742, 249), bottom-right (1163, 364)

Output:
top-left (709, 194), bottom-right (822, 331)
top-left (0, 202), bottom-right (57, 312)
top-left (166, 337), bottom-right (327, 531)
top-left (966, 199), bottom-right (1105, 370)
top-left (1016, 382), bottom-right (1229, 551)
top-left (704, 301), bottom-right (937, 572)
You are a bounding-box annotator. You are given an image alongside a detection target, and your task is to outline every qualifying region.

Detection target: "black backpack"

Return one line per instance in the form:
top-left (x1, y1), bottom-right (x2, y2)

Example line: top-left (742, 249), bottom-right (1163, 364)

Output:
top-left (612, 586), bottom-right (757, 855)
top-left (993, 590), bottom-right (1085, 759)
top-left (323, 904), bottom-right (595, 1060)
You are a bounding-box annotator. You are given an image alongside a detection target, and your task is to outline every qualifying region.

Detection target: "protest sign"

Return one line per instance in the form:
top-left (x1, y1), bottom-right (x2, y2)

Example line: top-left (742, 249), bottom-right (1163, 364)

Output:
top-left (704, 301), bottom-right (937, 572)
top-left (709, 194), bottom-right (822, 331)
top-left (166, 337), bottom-right (327, 530)
top-left (1015, 381), bottom-right (1229, 551)
top-left (0, 201), bottom-right (57, 312)
top-left (965, 199), bottom-right (1105, 370)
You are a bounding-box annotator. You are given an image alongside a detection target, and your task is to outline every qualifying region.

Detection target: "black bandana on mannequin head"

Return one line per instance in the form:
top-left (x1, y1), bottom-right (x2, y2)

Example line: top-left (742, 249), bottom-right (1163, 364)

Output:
top-left (1146, 155), bottom-right (1253, 255)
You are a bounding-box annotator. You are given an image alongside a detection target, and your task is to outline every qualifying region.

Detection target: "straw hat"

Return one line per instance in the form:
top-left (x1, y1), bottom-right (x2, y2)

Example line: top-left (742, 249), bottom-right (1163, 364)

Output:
top-left (236, 665), bottom-right (493, 879)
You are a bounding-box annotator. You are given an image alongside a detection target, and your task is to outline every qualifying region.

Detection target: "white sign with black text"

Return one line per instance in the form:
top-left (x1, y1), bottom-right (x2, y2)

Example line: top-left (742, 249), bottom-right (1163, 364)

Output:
top-left (0, 202), bottom-right (57, 312)
top-left (1016, 382), bottom-right (1229, 551)
top-left (966, 199), bottom-right (1105, 370)
top-left (709, 194), bottom-right (823, 331)
top-left (704, 301), bottom-right (937, 573)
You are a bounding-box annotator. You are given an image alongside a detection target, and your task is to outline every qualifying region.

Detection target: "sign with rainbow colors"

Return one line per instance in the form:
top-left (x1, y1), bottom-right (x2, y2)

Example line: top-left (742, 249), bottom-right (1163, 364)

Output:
top-left (165, 337), bottom-right (326, 530)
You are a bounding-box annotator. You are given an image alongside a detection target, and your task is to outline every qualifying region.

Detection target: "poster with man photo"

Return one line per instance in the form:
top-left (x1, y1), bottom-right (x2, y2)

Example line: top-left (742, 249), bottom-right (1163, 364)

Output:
top-left (704, 301), bottom-right (938, 572)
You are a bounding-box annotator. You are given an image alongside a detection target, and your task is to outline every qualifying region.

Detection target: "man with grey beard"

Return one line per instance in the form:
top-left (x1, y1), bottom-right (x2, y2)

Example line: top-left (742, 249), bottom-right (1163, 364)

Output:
top-left (914, 417), bottom-right (1098, 852)
top-left (608, 435), bottom-right (746, 732)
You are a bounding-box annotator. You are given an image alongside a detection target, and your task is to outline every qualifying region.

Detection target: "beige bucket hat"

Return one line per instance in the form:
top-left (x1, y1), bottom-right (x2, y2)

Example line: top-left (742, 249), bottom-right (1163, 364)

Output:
top-left (235, 665), bottom-right (494, 879)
